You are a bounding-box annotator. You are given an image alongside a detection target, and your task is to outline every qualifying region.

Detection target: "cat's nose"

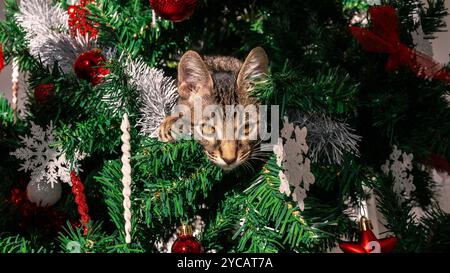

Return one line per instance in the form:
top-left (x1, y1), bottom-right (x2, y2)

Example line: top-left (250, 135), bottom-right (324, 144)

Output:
top-left (222, 156), bottom-right (237, 165)
top-left (220, 141), bottom-right (238, 165)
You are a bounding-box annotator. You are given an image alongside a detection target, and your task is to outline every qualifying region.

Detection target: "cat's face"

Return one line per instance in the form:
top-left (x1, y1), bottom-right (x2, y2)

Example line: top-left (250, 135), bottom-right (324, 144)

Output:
top-left (176, 47), bottom-right (269, 171)
top-left (195, 109), bottom-right (259, 171)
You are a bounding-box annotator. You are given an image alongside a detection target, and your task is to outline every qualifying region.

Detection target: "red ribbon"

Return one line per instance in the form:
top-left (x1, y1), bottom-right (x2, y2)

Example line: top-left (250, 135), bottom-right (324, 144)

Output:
top-left (0, 44), bottom-right (5, 72)
top-left (350, 6), bottom-right (450, 82)
top-left (70, 171), bottom-right (91, 235)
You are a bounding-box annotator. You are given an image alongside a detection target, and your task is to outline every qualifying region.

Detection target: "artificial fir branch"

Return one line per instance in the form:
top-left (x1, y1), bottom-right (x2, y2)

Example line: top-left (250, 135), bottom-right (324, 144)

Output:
top-left (0, 0), bottom-right (449, 253)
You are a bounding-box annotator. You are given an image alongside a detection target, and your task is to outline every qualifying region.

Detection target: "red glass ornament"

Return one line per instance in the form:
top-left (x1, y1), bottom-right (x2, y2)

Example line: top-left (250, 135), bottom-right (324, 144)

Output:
top-left (150, 0), bottom-right (197, 22)
top-left (171, 225), bottom-right (203, 253)
top-left (68, 4), bottom-right (98, 38)
top-left (73, 49), bottom-right (109, 86)
top-left (34, 83), bottom-right (55, 104)
top-left (0, 44), bottom-right (4, 72)
top-left (339, 217), bottom-right (397, 253)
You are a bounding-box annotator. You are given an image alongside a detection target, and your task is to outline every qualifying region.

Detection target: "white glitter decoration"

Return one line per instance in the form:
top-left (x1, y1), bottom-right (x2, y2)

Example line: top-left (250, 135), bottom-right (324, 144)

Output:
top-left (124, 57), bottom-right (178, 138)
top-left (273, 117), bottom-right (315, 211)
top-left (381, 145), bottom-right (415, 202)
top-left (10, 122), bottom-right (85, 187)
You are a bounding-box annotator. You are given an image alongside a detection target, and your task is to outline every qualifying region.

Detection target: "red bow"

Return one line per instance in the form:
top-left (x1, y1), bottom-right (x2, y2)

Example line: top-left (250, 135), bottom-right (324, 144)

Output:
top-left (350, 6), bottom-right (450, 82)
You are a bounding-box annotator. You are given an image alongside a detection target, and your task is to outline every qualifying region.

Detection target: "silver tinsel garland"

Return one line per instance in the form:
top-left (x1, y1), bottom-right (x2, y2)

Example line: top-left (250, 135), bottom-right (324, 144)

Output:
top-left (289, 111), bottom-right (361, 165)
top-left (16, 0), bottom-right (97, 73)
top-left (124, 58), bottom-right (178, 138)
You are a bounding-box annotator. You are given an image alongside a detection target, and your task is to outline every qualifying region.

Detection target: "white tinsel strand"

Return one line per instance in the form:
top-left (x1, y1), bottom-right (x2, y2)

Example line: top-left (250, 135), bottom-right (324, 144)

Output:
top-left (124, 58), bottom-right (178, 138)
top-left (39, 33), bottom-right (98, 73)
top-left (11, 58), bottom-right (20, 123)
top-left (290, 111), bottom-right (361, 165)
top-left (16, 0), bottom-right (97, 72)
top-left (15, 0), bottom-right (69, 38)
top-left (120, 113), bottom-right (132, 244)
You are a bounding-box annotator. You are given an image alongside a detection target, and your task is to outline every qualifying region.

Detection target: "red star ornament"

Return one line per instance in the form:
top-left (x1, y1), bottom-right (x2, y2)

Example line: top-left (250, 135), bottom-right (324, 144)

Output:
top-left (339, 217), bottom-right (397, 253)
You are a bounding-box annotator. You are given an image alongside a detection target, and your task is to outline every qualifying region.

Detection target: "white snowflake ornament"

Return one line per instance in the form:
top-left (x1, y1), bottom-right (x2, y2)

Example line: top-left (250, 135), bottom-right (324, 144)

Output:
top-left (273, 117), bottom-right (315, 211)
top-left (10, 122), bottom-right (84, 188)
top-left (381, 145), bottom-right (415, 202)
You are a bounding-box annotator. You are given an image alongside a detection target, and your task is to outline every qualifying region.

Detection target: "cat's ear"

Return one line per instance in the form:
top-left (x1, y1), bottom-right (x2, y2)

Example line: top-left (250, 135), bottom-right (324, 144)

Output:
top-left (237, 47), bottom-right (269, 90)
top-left (178, 50), bottom-right (213, 99)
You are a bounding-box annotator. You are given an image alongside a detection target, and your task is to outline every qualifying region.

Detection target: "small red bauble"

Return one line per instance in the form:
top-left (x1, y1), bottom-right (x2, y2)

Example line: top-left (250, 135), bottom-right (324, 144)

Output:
top-left (339, 217), bottom-right (397, 253)
top-left (150, 0), bottom-right (197, 22)
top-left (73, 49), bottom-right (109, 85)
top-left (171, 224), bottom-right (203, 253)
top-left (34, 83), bottom-right (55, 104)
top-left (0, 44), bottom-right (4, 72)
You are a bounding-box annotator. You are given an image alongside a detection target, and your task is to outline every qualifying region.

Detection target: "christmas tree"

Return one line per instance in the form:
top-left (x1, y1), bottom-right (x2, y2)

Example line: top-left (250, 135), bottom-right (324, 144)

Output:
top-left (0, 0), bottom-right (449, 253)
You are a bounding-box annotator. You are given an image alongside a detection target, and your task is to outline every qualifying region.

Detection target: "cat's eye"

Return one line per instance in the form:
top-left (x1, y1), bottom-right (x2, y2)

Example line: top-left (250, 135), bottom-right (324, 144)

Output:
top-left (202, 125), bottom-right (215, 134)
top-left (244, 123), bottom-right (250, 131)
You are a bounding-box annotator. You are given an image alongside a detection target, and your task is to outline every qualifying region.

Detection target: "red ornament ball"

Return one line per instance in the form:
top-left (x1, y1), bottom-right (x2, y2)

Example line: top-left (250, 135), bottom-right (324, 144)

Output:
top-left (150, 0), bottom-right (197, 22)
top-left (171, 225), bottom-right (203, 253)
top-left (74, 49), bottom-right (109, 86)
top-left (34, 83), bottom-right (55, 104)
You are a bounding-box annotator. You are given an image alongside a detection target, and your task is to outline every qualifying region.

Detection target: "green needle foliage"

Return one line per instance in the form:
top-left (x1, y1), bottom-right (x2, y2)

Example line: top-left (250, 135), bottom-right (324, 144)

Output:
top-left (0, 0), bottom-right (449, 253)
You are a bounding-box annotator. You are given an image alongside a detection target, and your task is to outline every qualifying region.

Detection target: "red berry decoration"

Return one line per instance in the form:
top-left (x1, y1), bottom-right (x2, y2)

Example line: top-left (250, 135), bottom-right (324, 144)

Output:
top-left (70, 171), bottom-right (91, 235)
top-left (171, 224), bottom-right (203, 253)
top-left (73, 48), bottom-right (109, 86)
top-left (150, 0), bottom-right (197, 22)
top-left (0, 44), bottom-right (4, 72)
top-left (34, 83), bottom-right (55, 104)
top-left (68, 1), bottom-right (98, 38)
top-left (339, 217), bottom-right (397, 253)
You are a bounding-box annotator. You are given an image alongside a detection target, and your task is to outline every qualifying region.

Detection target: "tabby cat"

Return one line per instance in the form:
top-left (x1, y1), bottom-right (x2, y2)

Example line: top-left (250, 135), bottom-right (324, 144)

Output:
top-left (159, 47), bottom-right (269, 171)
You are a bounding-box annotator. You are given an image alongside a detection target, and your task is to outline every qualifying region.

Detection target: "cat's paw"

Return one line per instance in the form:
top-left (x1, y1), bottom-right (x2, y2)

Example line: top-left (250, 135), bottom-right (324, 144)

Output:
top-left (159, 116), bottom-right (179, 142)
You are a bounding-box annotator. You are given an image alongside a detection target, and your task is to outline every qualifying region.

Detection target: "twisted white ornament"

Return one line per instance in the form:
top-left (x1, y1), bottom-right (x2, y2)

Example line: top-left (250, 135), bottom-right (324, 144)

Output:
top-left (12, 58), bottom-right (20, 123)
top-left (120, 113), bottom-right (132, 244)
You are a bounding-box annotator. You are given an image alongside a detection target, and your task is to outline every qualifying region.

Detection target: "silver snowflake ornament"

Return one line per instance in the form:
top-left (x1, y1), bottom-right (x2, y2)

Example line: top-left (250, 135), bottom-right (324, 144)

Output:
top-left (10, 122), bottom-right (84, 188)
